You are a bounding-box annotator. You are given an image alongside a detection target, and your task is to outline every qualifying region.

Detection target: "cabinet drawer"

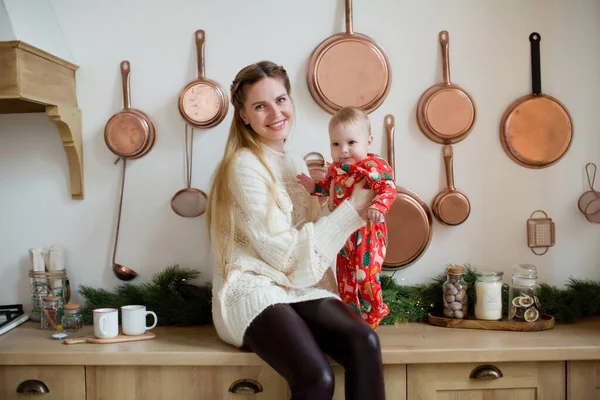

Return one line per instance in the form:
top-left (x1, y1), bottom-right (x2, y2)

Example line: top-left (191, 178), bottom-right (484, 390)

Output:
top-left (0, 366), bottom-right (85, 400)
top-left (87, 366), bottom-right (200, 400)
top-left (198, 366), bottom-right (289, 399)
top-left (567, 360), bottom-right (600, 400)
top-left (333, 364), bottom-right (406, 400)
top-left (408, 361), bottom-right (565, 400)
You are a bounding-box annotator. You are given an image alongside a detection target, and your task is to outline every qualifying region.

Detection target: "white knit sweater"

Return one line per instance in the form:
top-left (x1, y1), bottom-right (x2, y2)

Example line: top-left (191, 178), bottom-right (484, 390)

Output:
top-left (211, 145), bottom-right (366, 347)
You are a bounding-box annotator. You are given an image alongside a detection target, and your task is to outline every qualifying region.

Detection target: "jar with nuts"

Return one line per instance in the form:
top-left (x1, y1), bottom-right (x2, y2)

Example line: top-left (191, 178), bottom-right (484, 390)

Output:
top-left (442, 266), bottom-right (468, 319)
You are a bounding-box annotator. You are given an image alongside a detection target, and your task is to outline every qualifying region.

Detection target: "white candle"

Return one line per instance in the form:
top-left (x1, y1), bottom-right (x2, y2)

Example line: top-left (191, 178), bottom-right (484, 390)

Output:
top-left (475, 273), bottom-right (504, 320)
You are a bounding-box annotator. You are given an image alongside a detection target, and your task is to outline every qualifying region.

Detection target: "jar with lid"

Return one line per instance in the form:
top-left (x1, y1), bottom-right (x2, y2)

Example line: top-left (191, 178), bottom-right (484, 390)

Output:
top-left (508, 264), bottom-right (541, 322)
top-left (40, 296), bottom-right (62, 330)
top-left (442, 265), bottom-right (468, 319)
top-left (474, 271), bottom-right (504, 320)
top-left (61, 303), bottom-right (82, 332)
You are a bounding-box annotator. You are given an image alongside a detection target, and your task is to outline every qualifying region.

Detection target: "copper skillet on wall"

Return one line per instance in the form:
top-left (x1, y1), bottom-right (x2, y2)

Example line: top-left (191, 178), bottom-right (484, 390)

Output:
top-left (178, 29), bottom-right (229, 129)
top-left (306, 0), bottom-right (391, 114)
top-left (104, 61), bottom-right (157, 281)
top-left (416, 31), bottom-right (476, 144)
top-left (383, 115), bottom-right (433, 270)
top-left (431, 145), bottom-right (470, 225)
top-left (500, 32), bottom-right (573, 168)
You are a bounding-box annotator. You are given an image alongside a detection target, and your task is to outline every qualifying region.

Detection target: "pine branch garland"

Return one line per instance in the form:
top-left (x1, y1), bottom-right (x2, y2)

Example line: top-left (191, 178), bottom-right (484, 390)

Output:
top-left (78, 264), bottom-right (600, 327)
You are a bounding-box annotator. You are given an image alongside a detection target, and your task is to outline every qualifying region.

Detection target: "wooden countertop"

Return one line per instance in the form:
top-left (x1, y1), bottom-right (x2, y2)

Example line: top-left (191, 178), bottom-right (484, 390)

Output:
top-left (0, 319), bottom-right (599, 366)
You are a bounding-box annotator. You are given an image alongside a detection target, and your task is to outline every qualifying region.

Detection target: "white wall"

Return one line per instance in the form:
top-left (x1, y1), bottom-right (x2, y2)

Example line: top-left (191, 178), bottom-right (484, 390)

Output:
top-left (1, 0), bottom-right (599, 309)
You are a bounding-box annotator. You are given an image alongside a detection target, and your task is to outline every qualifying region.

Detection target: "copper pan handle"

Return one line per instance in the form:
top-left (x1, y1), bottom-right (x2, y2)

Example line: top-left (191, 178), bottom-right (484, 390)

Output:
top-left (439, 31), bottom-right (451, 85)
top-left (345, 0), bottom-right (353, 35)
top-left (120, 61), bottom-right (131, 109)
top-left (585, 162), bottom-right (597, 190)
top-left (195, 29), bottom-right (206, 79)
top-left (443, 145), bottom-right (455, 190)
top-left (384, 114), bottom-right (395, 176)
top-left (304, 152), bottom-right (326, 162)
top-left (530, 32), bottom-right (542, 95)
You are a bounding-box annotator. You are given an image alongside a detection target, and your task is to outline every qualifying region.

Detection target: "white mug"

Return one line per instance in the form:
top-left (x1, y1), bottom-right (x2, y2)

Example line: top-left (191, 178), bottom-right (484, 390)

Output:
top-left (93, 308), bottom-right (119, 339)
top-left (121, 305), bottom-right (158, 336)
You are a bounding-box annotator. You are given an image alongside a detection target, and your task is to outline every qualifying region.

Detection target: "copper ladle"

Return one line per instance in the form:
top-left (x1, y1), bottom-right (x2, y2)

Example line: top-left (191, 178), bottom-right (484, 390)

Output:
top-left (112, 158), bottom-right (137, 281)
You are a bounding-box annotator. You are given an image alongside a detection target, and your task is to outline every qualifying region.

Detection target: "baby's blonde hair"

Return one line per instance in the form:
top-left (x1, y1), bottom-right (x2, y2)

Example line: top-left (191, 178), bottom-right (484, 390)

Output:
top-left (328, 106), bottom-right (372, 135)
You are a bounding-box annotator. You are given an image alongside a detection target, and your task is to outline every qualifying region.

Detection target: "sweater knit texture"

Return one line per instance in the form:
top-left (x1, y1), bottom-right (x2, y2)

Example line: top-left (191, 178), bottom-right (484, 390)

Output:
top-left (211, 145), bottom-right (366, 347)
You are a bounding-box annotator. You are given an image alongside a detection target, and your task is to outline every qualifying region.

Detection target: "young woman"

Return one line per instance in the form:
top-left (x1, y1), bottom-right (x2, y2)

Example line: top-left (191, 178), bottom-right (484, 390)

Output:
top-left (207, 61), bottom-right (385, 400)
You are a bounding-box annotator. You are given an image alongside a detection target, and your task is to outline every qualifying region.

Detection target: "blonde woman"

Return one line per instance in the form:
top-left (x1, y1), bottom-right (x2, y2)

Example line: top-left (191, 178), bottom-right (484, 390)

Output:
top-left (207, 61), bottom-right (385, 400)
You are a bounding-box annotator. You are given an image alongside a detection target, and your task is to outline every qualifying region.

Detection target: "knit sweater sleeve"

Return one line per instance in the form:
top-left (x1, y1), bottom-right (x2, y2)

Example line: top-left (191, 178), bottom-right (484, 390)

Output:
top-left (231, 151), bottom-right (365, 288)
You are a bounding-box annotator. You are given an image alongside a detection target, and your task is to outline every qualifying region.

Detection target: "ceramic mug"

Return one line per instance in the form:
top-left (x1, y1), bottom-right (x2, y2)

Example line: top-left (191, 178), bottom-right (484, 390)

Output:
top-left (93, 308), bottom-right (119, 339)
top-left (121, 305), bottom-right (158, 336)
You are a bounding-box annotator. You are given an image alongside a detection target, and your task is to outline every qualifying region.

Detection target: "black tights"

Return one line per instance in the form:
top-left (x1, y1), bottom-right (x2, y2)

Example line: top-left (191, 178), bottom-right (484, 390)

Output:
top-left (243, 298), bottom-right (385, 400)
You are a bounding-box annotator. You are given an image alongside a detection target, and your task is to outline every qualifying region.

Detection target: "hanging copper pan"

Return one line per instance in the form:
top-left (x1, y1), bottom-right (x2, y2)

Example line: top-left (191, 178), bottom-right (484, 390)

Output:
top-left (416, 31), bottom-right (476, 144)
top-left (306, 0), bottom-right (391, 114)
top-left (304, 152), bottom-right (330, 207)
top-left (500, 32), bottom-right (573, 168)
top-left (431, 145), bottom-right (470, 225)
top-left (104, 61), bottom-right (156, 159)
top-left (178, 29), bottom-right (229, 129)
top-left (383, 115), bottom-right (433, 270)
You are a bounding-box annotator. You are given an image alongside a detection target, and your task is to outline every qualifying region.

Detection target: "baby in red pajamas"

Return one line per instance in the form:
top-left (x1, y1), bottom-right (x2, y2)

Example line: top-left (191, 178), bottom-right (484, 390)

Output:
top-left (297, 107), bottom-right (396, 329)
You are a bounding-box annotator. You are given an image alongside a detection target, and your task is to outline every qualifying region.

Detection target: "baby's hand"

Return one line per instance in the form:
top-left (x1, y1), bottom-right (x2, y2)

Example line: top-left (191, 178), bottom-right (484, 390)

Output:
top-left (296, 173), bottom-right (315, 194)
top-left (367, 208), bottom-right (384, 224)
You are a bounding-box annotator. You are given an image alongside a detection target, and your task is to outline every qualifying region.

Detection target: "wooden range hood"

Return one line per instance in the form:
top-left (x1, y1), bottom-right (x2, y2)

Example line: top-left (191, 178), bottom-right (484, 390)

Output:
top-left (0, 40), bottom-right (83, 200)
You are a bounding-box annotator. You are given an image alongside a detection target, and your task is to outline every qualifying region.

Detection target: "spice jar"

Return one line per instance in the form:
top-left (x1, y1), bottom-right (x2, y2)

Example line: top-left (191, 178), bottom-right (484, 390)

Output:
top-left (442, 266), bottom-right (468, 319)
top-left (474, 271), bottom-right (504, 320)
top-left (40, 296), bottom-right (61, 330)
top-left (508, 264), bottom-right (541, 322)
top-left (61, 303), bottom-right (82, 332)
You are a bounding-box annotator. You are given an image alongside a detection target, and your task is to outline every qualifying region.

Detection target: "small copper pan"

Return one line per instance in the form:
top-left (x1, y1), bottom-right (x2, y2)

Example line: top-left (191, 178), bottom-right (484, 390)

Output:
top-left (105, 61), bottom-right (155, 159)
top-left (383, 115), bottom-right (433, 270)
top-left (178, 29), bottom-right (229, 129)
top-left (500, 32), bottom-right (573, 168)
top-left (417, 31), bottom-right (476, 144)
top-left (306, 0), bottom-right (391, 114)
top-left (304, 152), bottom-right (330, 207)
top-left (431, 145), bottom-right (470, 226)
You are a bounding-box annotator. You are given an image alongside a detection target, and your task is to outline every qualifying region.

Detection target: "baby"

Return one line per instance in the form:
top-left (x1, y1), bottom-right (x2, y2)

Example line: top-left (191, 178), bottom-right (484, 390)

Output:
top-left (297, 106), bottom-right (397, 329)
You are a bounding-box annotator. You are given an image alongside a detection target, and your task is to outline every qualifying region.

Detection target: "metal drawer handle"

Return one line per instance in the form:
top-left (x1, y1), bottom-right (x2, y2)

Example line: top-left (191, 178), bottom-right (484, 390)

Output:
top-left (470, 365), bottom-right (504, 380)
top-left (16, 379), bottom-right (50, 394)
top-left (228, 379), bottom-right (263, 394)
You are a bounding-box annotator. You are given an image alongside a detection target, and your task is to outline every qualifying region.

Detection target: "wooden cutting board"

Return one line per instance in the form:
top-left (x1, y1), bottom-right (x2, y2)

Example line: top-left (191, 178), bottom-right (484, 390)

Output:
top-left (63, 332), bottom-right (155, 345)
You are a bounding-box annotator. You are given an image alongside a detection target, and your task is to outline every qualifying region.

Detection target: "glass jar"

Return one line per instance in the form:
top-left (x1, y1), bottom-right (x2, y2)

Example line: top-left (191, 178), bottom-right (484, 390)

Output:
top-left (508, 264), bottom-right (541, 322)
top-left (474, 271), bottom-right (504, 320)
top-left (61, 303), bottom-right (82, 332)
top-left (442, 265), bottom-right (468, 319)
top-left (40, 296), bottom-right (61, 330)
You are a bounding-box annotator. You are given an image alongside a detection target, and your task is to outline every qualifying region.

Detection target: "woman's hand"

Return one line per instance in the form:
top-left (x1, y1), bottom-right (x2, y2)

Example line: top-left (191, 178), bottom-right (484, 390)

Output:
top-left (348, 179), bottom-right (376, 220)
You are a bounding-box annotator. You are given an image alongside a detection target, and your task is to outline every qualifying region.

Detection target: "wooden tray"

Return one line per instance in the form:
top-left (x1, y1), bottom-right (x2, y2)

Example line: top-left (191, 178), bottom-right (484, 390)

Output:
top-left (63, 332), bottom-right (155, 345)
top-left (427, 313), bottom-right (555, 332)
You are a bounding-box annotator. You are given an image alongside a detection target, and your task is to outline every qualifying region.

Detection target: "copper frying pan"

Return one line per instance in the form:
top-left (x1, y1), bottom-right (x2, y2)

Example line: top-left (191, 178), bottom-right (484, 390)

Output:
top-left (105, 61), bottom-right (155, 159)
top-left (500, 32), bottom-right (573, 168)
top-left (383, 115), bottom-right (433, 270)
top-left (416, 31), bottom-right (476, 144)
top-left (431, 145), bottom-right (470, 225)
top-left (178, 29), bottom-right (229, 129)
top-left (306, 0), bottom-right (391, 114)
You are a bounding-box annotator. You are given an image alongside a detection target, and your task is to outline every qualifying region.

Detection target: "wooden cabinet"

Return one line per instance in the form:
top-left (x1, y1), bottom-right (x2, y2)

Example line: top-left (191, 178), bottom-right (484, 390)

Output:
top-left (567, 361), bottom-right (600, 400)
top-left (333, 364), bottom-right (407, 400)
top-left (86, 366), bottom-right (289, 400)
top-left (0, 366), bottom-right (85, 400)
top-left (407, 362), bottom-right (565, 400)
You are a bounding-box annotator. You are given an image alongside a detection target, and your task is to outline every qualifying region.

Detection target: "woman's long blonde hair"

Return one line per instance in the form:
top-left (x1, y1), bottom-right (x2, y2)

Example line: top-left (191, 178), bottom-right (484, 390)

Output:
top-left (207, 61), bottom-right (291, 275)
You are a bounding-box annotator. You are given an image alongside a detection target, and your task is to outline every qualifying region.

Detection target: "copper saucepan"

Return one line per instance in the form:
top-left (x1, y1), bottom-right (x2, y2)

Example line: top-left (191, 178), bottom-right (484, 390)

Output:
top-left (306, 0), bottom-right (391, 114)
top-left (383, 115), bottom-right (433, 270)
top-left (178, 29), bottom-right (229, 129)
top-left (104, 61), bottom-right (156, 159)
top-left (431, 145), bottom-right (470, 226)
top-left (500, 32), bottom-right (573, 168)
top-left (304, 152), bottom-right (330, 207)
top-left (416, 31), bottom-right (476, 145)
